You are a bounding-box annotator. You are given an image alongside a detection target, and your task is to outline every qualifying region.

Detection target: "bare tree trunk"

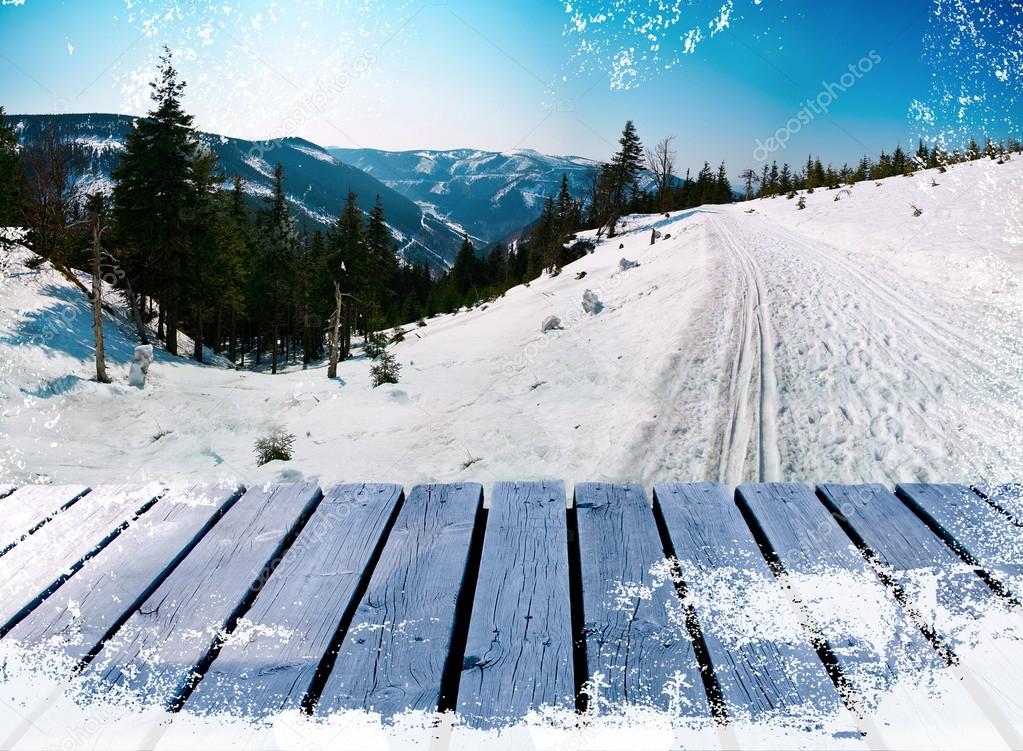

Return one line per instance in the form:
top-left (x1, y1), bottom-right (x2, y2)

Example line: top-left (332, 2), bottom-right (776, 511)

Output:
top-left (193, 304), bottom-right (204, 363)
top-left (90, 220), bottom-right (110, 384)
top-left (327, 281), bottom-right (342, 379)
top-left (228, 310), bottom-right (237, 365)
top-left (124, 276), bottom-right (149, 345)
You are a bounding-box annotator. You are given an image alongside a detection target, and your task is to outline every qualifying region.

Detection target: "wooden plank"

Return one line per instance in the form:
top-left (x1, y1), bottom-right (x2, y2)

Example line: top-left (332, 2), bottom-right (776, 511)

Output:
top-left (821, 484), bottom-right (1023, 742)
top-left (898, 483), bottom-right (1023, 600)
top-left (574, 483), bottom-right (709, 717)
top-left (5, 483), bottom-right (240, 665)
top-left (457, 481), bottom-right (573, 727)
top-left (654, 483), bottom-right (851, 729)
top-left (314, 483), bottom-right (483, 718)
top-left (736, 483), bottom-right (1011, 749)
top-left (78, 483), bottom-right (322, 708)
top-left (0, 484), bottom-right (165, 635)
top-left (0, 484), bottom-right (90, 556)
top-left (974, 483), bottom-right (1023, 526)
top-left (185, 483), bottom-right (404, 717)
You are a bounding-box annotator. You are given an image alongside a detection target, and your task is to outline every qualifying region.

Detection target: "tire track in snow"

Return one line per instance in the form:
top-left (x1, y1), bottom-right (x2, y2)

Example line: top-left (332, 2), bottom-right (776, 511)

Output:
top-left (710, 214), bottom-right (782, 484)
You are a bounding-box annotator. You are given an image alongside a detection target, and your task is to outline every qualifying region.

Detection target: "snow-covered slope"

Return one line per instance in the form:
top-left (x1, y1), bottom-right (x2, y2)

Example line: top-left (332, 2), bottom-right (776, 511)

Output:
top-left (2, 157), bottom-right (1021, 488)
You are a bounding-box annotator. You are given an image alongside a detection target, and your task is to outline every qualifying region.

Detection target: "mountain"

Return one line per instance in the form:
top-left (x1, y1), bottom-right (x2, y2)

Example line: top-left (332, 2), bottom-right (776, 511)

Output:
top-left (327, 147), bottom-right (603, 245)
top-left (10, 114), bottom-right (467, 268)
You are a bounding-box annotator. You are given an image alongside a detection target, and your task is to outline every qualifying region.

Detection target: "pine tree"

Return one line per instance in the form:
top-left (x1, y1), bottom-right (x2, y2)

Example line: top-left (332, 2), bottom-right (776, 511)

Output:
top-left (601, 120), bottom-right (644, 237)
top-left (256, 164), bottom-right (298, 374)
top-left (0, 107), bottom-right (21, 243)
top-left (112, 46), bottom-right (205, 355)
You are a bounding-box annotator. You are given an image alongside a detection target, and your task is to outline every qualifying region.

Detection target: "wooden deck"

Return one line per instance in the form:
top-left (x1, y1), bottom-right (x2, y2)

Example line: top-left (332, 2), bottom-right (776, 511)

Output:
top-left (0, 480), bottom-right (1021, 741)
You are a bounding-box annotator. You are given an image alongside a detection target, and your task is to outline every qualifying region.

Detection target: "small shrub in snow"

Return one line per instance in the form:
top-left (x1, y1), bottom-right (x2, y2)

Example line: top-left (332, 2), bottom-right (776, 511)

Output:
top-left (391, 329), bottom-right (406, 344)
top-left (912, 204), bottom-right (923, 217)
top-left (786, 190), bottom-right (797, 200)
top-left (575, 270), bottom-right (587, 280)
top-left (254, 428), bottom-right (295, 466)
top-left (796, 196), bottom-right (807, 210)
top-left (363, 331), bottom-right (389, 359)
top-left (416, 318), bottom-right (427, 327)
top-left (371, 351), bottom-right (401, 387)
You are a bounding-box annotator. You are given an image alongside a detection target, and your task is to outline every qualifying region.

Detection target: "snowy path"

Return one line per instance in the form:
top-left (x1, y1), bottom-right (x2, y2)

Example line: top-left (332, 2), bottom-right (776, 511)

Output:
top-left (1, 160), bottom-right (1021, 488)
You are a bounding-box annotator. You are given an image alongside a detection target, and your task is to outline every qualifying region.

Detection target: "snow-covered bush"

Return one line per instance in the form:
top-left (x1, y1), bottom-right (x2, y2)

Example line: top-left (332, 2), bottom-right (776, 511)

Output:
top-left (796, 196), bottom-right (807, 210)
top-left (254, 428), bottom-right (295, 466)
top-left (371, 351), bottom-right (401, 387)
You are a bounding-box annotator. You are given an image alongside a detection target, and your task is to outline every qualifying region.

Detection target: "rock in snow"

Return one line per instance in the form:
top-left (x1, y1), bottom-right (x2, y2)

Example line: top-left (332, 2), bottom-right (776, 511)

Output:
top-left (541, 315), bottom-right (562, 333)
top-left (619, 257), bottom-right (640, 271)
top-left (581, 289), bottom-right (603, 314)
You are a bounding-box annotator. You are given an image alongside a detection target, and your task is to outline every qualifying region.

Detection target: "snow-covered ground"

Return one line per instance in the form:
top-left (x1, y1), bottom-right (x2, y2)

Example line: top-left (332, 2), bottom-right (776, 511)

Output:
top-left (1, 157), bottom-right (1021, 489)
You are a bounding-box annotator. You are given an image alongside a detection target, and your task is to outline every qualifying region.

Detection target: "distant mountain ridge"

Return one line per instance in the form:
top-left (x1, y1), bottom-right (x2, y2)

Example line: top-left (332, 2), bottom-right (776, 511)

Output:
top-left (328, 147), bottom-right (604, 245)
top-left (10, 113), bottom-right (468, 268)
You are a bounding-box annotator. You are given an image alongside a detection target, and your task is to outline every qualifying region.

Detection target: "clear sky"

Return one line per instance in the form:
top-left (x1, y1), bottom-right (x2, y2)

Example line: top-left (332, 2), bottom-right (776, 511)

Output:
top-left (0, 1), bottom-right (1017, 174)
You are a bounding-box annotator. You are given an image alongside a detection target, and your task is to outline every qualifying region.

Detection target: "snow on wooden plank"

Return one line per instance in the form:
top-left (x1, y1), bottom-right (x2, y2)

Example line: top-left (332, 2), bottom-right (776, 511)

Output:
top-left (0, 484), bottom-right (90, 556)
top-left (974, 483), bottom-right (1023, 525)
top-left (736, 483), bottom-right (1011, 750)
top-left (457, 481), bottom-right (573, 727)
top-left (314, 483), bottom-right (483, 718)
top-left (5, 483), bottom-right (240, 665)
top-left (574, 483), bottom-right (709, 717)
top-left (78, 483), bottom-right (322, 709)
top-left (655, 483), bottom-right (853, 732)
top-left (0, 484), bottom-right (165, 635)
top-left (185, 483), bottom-right (404, 718)
top-left (897, 483), bottom-right (1023, 600)
top-left (820, 484), bottom-right (1023, 743)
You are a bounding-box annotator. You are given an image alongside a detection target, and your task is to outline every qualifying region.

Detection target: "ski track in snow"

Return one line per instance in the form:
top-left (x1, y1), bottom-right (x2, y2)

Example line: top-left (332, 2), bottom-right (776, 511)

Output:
top-left (1, 160), bottom-right (1022, 488)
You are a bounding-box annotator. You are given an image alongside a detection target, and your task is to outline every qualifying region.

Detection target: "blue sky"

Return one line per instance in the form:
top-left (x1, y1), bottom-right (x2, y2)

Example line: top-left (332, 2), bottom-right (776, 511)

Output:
top-left (0, 0), bottom-right (1012, 174)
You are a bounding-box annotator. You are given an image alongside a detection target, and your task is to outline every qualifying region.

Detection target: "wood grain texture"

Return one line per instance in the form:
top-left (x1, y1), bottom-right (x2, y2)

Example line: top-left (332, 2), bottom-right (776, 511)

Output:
top-left (315, 483), bottom-right (482, 718)
top-left (0, 484), bottom-right (164, 635)
top-left (80, 483), bottom-right (321, 708)
top-left (975, 483), bottom-right (1023, 523)
top-left (5, 483), bottom-right (239, 665)
top-left (737, 483), bottom-right (1010, 749)
top-left (656, 482), bottom-right (843, 721)
top-left (575, 483), bottom-right (708, 716)
top-left (0, 484), bottom-right (90, 556)
top-left (186, 484), bottom-right (404, 717)
top-left (457, 481), bottom-right (574, 727)
top-left (821, 483), bottom-right (1023, 738)
top-left (897, 483), bottom-right (1023, 599)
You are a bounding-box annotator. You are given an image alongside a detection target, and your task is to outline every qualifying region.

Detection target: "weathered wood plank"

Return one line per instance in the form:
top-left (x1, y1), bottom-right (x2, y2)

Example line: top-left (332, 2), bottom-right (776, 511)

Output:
top-left (457, 481), bottom-right (573, 727)
top-left (974, 483), bottom-right (1023, 526)
top-left (655, 483), bottom-right (849, 727)
top-left (79, 483), bottom-right (322, 708)
top-left (737, 483), bottom-right (1010, 749)
top-left (0, 484), bottom-right (165, 635)
top-left (5, 483), bottom-right (240, 665)
top-left (898, 483), bottom-right (1023, 600)
top-left (314, 483), bottom-right (483, 718)
top-left (185, 483), bottom-right (404, 717)
top-left (821, 484), bottom-right (1023, 742)
top-left (574, 483), bottom-right (709, 717)
top-left (0, 484), bottom-right (90, 556)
